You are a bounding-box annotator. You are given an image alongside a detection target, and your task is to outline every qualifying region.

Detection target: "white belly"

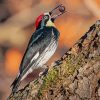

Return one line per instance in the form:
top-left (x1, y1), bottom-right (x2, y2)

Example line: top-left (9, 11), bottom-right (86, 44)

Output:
top-left (21, 39), bottom-right (58, 80)
top-left (34, 40), bottom-right (58, 68)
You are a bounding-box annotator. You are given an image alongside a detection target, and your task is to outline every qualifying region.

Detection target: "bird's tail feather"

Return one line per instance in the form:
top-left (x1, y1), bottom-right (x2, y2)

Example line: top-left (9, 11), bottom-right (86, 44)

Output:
top-left (11, 75), bottom-right (21, 93)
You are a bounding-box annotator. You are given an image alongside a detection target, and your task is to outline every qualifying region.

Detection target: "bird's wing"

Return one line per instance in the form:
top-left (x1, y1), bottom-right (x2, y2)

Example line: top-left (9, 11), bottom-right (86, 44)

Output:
top-left (19, 27), bottom-right (53, 74)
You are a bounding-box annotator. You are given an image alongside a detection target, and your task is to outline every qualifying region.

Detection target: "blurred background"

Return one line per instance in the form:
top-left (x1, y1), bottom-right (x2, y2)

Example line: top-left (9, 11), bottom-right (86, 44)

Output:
top-left (0, 0), bottom-right (99, 99)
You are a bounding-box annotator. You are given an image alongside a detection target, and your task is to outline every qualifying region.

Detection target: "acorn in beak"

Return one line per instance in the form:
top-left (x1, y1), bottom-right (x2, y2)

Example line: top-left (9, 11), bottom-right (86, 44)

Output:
top-left (49, 4), bottom-right (66, 22)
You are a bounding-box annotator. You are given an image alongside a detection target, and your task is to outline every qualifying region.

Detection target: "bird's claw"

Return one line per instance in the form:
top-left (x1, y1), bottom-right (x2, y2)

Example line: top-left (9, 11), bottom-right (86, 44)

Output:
top-left (39, 67), bottom-right (49, 77)
top-left (54, 60), bottom-right (62, 66)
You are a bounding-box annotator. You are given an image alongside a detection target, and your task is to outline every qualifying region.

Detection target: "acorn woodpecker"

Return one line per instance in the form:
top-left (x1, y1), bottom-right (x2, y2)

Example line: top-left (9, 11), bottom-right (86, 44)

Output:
top-left (11, 4), bottom-right (66, 93)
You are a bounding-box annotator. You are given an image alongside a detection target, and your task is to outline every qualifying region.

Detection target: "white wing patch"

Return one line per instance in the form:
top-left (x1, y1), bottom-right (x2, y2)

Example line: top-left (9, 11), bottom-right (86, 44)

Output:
top-left (31, 52), bottom-right (39, 62)
top-left (34, 40), bottom-right (58, 68)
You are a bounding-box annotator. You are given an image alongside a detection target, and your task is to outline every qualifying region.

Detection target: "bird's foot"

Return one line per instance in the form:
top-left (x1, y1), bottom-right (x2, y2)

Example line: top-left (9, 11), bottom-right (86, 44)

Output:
top-left (38, 66), bottom-right (48, 84)
top-left (39, 66), bottom-right (48, 77)
top-left (53, 60), bottom-right (62, 67)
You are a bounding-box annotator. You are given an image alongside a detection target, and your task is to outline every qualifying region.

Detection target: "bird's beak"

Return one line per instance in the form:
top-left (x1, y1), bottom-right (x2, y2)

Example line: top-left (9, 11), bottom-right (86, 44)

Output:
top-left (49, 4), bottom-right (66, 22)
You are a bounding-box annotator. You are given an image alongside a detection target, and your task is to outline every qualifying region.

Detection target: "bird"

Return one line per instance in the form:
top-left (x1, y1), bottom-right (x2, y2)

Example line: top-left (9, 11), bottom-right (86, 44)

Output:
top-left (11, 4), bottom-right (66, 93)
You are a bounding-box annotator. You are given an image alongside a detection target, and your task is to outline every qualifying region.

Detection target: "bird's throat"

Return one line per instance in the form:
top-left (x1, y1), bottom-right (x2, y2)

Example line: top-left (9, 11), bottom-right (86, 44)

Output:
top-left (46, 20), bottom-right (55, 27)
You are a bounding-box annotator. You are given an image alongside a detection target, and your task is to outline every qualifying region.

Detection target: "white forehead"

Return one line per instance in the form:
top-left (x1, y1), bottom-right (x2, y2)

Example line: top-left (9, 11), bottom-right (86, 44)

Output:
top-left (44, 12), bottom-right (50, 16)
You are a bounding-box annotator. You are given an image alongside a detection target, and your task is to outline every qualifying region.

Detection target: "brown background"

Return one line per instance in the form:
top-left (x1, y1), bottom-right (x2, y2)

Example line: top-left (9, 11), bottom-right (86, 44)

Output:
top-left (0, 0), bottom-right (100, 100)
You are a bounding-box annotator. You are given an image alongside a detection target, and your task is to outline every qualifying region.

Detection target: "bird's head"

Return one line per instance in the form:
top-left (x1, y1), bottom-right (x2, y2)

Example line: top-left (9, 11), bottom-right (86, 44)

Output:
top-left (35, 4), bottom-right (66, 30)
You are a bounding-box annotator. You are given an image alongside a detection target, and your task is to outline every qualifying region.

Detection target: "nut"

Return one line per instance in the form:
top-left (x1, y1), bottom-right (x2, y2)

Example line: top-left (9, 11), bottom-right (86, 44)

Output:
top-left (59, 5), bottom-right (65, 12)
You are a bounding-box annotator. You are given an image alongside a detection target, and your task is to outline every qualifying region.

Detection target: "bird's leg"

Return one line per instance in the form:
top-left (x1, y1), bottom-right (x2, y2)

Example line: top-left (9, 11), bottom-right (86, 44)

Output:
top-left (51, 60), bottom-right (62, 68)
top-left (38, 65), bottom-right (48, 84)
top-left (39, 65), bottom-right (48, 77)
top-left (55, 60), bottom-right (62, 66)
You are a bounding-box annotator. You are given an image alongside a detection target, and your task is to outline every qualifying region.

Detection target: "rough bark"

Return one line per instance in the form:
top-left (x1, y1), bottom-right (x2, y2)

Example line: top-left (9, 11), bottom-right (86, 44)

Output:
top-left (8, 20), bottom-right (100, 100)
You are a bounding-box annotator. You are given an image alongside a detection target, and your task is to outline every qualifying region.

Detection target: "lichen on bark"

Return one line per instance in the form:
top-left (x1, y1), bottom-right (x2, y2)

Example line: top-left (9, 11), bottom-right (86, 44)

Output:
top-left (8, 20), bottom-right (100, 100)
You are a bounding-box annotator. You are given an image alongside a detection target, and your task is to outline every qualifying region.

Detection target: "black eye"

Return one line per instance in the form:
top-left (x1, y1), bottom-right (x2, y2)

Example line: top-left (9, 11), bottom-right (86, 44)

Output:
top-left (44, 15), bottom-right (49, 20)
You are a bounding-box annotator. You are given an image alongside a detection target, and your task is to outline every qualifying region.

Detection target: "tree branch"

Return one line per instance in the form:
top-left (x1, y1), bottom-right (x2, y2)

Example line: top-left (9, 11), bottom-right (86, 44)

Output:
top-left (8, 20), bottom-right (100, 100)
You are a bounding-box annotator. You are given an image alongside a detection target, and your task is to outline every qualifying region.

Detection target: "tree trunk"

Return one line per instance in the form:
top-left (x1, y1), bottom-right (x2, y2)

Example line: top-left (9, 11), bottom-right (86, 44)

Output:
top-left (8, 20), bottom-right (100, 100)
